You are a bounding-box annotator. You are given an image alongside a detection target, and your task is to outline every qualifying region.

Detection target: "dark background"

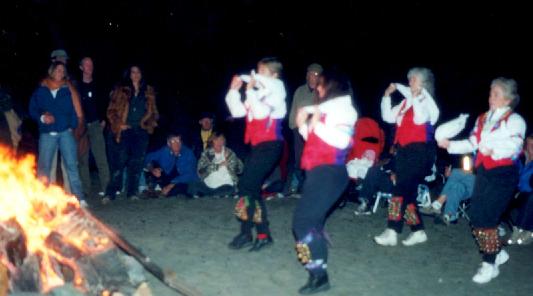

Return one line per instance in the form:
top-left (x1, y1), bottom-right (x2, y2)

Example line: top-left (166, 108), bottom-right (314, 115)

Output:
top-left (1, 0), bottom-right (531, 135)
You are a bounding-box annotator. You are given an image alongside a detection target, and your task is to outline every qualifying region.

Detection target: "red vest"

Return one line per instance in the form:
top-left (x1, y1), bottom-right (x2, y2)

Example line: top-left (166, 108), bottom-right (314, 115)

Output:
top-left (473, 111), bottom-right (515, 169)
top-left (301, 117), bottom-right (352, 170)
top-left (394, 107), bottom-right (434, 146)
top-left (244, 117), bottom-right (283, 146)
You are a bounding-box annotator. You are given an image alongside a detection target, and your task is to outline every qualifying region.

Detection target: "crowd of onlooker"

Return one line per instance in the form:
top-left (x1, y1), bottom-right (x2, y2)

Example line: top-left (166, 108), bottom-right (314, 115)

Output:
top-left (1, 48), bottom-right (531, 289)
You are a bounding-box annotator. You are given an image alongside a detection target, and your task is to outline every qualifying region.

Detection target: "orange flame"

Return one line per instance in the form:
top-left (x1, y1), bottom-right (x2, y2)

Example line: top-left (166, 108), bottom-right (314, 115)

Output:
top-left (0, 145), bottom-right (112, 293)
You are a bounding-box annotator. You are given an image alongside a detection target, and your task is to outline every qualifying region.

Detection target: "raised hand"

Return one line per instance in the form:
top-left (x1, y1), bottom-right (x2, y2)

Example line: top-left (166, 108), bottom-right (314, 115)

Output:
top-left (384, 83), bottom-right (397, 97)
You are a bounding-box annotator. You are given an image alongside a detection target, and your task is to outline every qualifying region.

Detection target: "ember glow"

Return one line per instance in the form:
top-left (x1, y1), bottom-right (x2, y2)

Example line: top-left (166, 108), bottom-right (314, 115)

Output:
top-left (0, 145), bottom-right (112, 293)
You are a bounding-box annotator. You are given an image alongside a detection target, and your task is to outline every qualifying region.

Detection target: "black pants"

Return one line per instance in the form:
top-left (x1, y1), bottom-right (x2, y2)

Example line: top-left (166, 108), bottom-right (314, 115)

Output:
top-left (105, 128), bottom-right (149, 198)
top-left (188, 181), bottom-right (235, 197)
top-left (292, 165), bottom-right (349, 274)
top-left (388, 142), bottom-right (435, 232)
top-left (144, 164), bottom-right (189, 196)
top-left (470, 165), bottom-right (519, 228)
top-left (359, 165), bottom-right (394, 203)
top-left (470, 165), bottom-right (518, 262)
top-left (238, 141), bottom-right (283, 236)
top-left (284, 129), bottom-right (305, 192)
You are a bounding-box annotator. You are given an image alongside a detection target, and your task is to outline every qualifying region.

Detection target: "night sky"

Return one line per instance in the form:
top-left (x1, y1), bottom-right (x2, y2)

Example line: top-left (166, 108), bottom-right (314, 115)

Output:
top-left (1, 0), bottom-right (531, 133)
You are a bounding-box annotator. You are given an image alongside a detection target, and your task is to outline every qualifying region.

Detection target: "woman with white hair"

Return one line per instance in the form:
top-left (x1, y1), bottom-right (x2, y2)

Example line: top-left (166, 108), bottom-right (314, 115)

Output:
top-left (439, 78), bottom-right (526, 284)
top-left (374, 67), bottom-right (439, 247)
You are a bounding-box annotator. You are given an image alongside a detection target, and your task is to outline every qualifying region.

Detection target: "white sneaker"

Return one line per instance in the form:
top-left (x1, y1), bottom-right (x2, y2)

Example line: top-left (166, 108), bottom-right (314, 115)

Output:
top-left (402, 230), bottom-right (428, 246)
top-left (472, 262), bottom-right (499, 284)
top-left (98, 191), bottom-right (105, 197)
top-left (495, 249), bottom-right (509, 266)
top-left (79, 200), bottom-right (89, 208)
top-left (374, 229), bottom-right (398, 246)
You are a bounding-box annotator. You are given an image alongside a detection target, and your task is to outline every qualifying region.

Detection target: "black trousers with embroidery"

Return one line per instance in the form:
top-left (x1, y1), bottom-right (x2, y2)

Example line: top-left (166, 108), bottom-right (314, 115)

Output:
top-left (470, 165), bottom-right (518, 263)
top-left (388, 142), bottom-right (435, 233)
top-left (292, 165), bottom-right (349, 274)
top-left (238, 140), bottom-right (282, 236)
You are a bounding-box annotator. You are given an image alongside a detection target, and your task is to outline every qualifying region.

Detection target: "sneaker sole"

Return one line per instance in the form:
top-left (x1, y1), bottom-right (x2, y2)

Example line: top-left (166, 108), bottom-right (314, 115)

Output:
top-left (374, 238), bottom-right (397, 246)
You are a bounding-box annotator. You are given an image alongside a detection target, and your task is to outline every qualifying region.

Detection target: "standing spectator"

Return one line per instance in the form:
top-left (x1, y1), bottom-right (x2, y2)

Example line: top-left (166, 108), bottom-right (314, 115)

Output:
top-left (0, 85), bottom-right (22, 150)
top-left (188, 132), bottom-right (243, 198)
top-left (143, 133), bottom-right (198, 198)
top-left (225, 57), bottom-right (287, 251)
top-left (75, 57), bottom-right (110, 197)
top-left (47, 48), bottom-right (83, 193)
top-left (286, 63), bottom-right (323, 195)
top-left (103, 65), bottom-right (159, 203)
top-left (439, 77), bottom-right (526, 283)
top-left (292, 69), bottom-right (357, 294)
top-left (50, 49), bottom-right (69, 65)
top-left (29, 62), bottom-right (86, 207)
top-left (374, 67), bottom-right (439, 247)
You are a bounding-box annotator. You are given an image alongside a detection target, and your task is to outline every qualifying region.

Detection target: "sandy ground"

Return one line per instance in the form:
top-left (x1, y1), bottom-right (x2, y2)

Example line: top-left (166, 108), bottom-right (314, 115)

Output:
top-left (87, 194), bottom-right (533, 296)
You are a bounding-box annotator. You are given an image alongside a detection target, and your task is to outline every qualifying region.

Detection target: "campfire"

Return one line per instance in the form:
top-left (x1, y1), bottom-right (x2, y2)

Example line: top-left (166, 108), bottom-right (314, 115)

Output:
top-left (0, 146), bottom-right (198, 296)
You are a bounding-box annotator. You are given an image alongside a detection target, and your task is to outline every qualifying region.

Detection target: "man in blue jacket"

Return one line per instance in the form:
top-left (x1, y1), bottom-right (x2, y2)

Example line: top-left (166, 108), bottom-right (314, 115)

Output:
top-left (143, 133), bottom-right (198, 198)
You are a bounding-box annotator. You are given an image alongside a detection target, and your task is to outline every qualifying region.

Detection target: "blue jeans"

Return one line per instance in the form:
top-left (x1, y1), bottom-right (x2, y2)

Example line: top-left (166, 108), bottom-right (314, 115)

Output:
top-left (442, 169), bottom-right (475, 220)
top-left (38, 130), bottom-right (85, 201)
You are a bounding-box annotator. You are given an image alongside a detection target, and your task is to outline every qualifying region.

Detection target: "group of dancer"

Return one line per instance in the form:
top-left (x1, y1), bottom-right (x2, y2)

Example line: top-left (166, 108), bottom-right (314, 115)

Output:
top-left (224, 57), bottom-right (526, 294)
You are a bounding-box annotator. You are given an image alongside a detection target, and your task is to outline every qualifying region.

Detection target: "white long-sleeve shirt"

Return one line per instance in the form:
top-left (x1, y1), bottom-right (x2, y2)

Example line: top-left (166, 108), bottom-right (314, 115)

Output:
top-left (448, 106), bottom-right (526, 162)
top-left (225, 74), bottom-right (287, 120)
top-left (298, 95), bottom-right (357, 150)
top-left (381, 83), bottom-right (439, 126)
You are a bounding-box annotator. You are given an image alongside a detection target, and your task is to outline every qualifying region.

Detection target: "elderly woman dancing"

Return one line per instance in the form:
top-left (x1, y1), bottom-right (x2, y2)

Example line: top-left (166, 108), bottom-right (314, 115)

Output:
top-left (374, 67), bottom-right (439, 246)
top-left (439, 78), bottom-right (526, 284)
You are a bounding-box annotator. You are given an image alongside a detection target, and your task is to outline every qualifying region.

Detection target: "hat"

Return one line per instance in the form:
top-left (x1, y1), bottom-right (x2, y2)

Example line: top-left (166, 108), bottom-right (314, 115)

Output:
top-left (199, 112), bottom-right (215, 121)
top-left (307, 63), bottom-right (323, 74)
top-left (50, 49), bottom-right (69, 60)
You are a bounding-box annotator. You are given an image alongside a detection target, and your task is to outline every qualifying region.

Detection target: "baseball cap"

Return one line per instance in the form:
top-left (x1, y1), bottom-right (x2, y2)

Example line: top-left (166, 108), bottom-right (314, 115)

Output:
top-left (50, 49), bottom-right (69, 60)
top-left (307, 63), bottom-right (323, 74)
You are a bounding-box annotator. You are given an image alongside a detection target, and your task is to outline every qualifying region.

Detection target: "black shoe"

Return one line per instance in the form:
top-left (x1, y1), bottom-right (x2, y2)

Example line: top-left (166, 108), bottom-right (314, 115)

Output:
top-left (248, 236), bottom-right (273, 252)
top-left (228, 233), bottom-right (253, 250)
top-left (298, 273), bottom-right (330, 294)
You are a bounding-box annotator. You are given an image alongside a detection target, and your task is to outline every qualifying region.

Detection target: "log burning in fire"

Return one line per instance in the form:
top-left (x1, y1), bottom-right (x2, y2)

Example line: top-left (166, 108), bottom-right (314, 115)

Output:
top-left (0, 146), bottom-right (199, 296)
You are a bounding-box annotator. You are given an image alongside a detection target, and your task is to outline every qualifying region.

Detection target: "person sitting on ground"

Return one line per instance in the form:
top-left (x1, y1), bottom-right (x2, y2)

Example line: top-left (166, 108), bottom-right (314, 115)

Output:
top-left (192, 112), bottom-right (217, 159)
top-left (188, 132), bottom-right (243, 198)
top-left (419, 155), bottom-right (475, 225)
top-left (142, 133), bottom-right (198, 198)
top-left (507, 134), bottom-right (533, 245)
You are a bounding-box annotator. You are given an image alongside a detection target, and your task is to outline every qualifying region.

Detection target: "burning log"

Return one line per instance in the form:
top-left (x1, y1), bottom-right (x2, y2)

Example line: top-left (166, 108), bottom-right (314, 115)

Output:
top-left (84, 209), bottom-right (201, 296)
top-left (0, 146), bottom-right (200, 295)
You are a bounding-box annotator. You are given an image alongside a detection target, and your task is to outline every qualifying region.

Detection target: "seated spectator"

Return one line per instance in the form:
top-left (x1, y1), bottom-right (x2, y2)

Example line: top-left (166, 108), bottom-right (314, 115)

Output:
top-left (142, 133), bottom-right (198, 198)
top-left (192, 112), bottom-right (217, 159)
top-left (188, 132), bottom-right (243, 198)
top-left (353, 152), bottom-right (395, 215)
top-left (508, 134), bottom-right (533, 245)
top-left (419, 159), bottom-right (475, 225)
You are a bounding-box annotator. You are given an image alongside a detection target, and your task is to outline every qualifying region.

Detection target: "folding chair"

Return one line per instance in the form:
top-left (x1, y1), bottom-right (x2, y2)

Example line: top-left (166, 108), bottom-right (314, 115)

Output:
top-left (372, 191), bottom-right (392, 213)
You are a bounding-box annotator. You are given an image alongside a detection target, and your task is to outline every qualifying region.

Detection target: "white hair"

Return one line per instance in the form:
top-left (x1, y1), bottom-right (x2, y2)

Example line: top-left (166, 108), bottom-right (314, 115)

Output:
top-left (407, 67), bottom-right (435, 96)
top-left (491, 77), bottom-right (520, 109)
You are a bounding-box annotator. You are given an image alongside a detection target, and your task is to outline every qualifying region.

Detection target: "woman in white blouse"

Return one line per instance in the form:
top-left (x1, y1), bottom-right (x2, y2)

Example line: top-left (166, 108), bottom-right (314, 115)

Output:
top-left (439, 77), bottom-right (526, 284)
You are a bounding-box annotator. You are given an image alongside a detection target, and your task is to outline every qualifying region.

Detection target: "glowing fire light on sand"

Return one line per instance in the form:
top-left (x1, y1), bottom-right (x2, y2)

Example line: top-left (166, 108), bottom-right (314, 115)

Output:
top-left (0, 145), bottom-right (111, 293)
